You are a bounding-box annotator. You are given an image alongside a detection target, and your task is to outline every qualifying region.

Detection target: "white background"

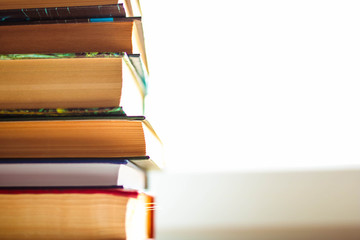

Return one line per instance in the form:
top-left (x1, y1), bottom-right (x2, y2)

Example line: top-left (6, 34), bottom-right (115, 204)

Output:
top-left (139, 1), bottom-right (360, 239)
top-left (141, 0), bottom-right (360, 172)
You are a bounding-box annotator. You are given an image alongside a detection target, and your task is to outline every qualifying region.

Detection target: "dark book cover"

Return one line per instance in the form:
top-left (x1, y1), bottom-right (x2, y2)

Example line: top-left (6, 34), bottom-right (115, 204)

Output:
top-left (0, 114), bottom-right (145, 121)
top-left (0, 157), bottom-right (151, 164)
top-left (0, 15), bottom-right (140, 25)
top-left (0, 156), bottom-right (157, 171)
top-left (0, 4), bottom-right (126, 23)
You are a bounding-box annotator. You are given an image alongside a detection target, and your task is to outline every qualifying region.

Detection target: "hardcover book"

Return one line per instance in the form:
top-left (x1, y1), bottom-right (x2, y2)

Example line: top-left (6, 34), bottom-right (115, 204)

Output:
top-left (0, 0), bottom-right (142, 17)
top-left (0, 53), bottom-right (146, 115)
top-left (0, 116), bottom-right (164, 170)
top-left (0, 18), bottom-right (148, 72)
top-left (0, 4), bottom-right (127, 23)
top-left (0, 159), bottom-right (146, 189)
top-left (0, 187), bottom-right (154, 240)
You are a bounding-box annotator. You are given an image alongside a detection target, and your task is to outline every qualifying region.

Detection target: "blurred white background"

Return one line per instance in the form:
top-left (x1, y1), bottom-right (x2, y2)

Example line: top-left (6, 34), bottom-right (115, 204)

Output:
top-left (140, 0), bottom-right (360, 239)
top-left (142, 0), bottom-right (360, 172)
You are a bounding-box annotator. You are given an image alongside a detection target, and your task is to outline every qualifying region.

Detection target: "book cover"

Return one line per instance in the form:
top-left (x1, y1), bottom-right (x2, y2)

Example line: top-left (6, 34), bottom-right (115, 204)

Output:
top-left (0, 4), bottom-right (126, 23)
top-left (0, 159), bottom-right (147, 189)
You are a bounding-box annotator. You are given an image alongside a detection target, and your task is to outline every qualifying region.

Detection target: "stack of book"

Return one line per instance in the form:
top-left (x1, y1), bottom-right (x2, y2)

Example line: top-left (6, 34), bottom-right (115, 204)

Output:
top-left (0, 0), bottom-right (162, 239)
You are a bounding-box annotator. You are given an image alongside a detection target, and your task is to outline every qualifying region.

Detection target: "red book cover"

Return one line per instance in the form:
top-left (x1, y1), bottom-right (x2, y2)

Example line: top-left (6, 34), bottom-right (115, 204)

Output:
top-left (0, 186), bottom-right (139, 198)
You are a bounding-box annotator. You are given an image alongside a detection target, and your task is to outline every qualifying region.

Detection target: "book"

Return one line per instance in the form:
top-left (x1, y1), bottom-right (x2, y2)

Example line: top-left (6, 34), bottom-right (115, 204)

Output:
top-left (0, 17), bottom-right (148, 72)
top-left (0, 159), bottom-right (146, 189)
top-left (0, 53), bottom-right (146, 115)
top-left (0, 4), bottom-right (127, 23)
top-left (0, 117), bottom-right (164, 170)
top-left (0, 187), bottom-right (154, 240)
top-left (0, 0), bottom-right (142, 17)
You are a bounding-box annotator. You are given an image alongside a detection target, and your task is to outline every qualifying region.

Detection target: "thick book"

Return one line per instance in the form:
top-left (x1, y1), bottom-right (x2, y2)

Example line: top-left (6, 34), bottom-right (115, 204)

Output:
top-left (0, 0), bottom-right (142, 17)
top-left (0, 117), bottom-right (164, 170)
top-left (0, 187), bottom-right (154, 240)
top-left (0, 53), bottom-right (146, 115)
top-left (0, 17), bottom-right (148, 72)
top-left (0, 159), bottom-right (146, 189)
